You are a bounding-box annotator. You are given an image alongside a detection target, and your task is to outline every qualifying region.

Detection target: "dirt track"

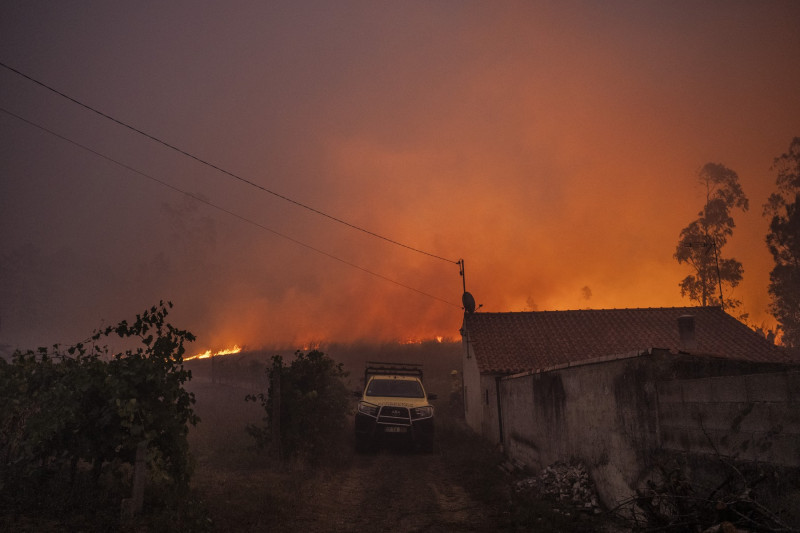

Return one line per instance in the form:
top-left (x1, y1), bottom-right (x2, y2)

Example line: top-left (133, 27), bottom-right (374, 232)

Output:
top-left (188, 381), bottom-right (616, 533)
top-left (188, 381), bottom-right (510, 532)
top-left (289, 450), bottom-right (502, 533)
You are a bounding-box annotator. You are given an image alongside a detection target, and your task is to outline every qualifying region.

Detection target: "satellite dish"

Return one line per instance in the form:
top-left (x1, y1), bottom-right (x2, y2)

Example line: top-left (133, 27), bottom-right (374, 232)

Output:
top-left (462, 291), bottom-right (476, 314)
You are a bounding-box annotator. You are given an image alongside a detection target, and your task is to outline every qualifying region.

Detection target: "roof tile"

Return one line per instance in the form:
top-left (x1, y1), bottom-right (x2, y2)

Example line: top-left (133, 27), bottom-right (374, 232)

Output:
top-left (462, 307), bottom-right (794, 374)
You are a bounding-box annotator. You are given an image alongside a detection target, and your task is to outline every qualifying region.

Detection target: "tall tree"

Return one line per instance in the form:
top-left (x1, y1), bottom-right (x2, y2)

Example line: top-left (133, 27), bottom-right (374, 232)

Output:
top-left (674, 163), bottom-right (749, 311)
top-left (764, 137), bottom-right (800, 347)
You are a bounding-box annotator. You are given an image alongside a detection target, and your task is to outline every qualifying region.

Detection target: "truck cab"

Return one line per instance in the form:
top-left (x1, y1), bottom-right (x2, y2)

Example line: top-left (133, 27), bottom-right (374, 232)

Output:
top-left (354, 362), bottom-right (436, 452)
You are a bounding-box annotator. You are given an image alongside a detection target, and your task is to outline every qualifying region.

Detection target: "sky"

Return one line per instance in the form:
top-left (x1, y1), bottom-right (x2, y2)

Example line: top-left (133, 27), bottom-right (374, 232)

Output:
top-left (1, 1), bottom-right (799, 353)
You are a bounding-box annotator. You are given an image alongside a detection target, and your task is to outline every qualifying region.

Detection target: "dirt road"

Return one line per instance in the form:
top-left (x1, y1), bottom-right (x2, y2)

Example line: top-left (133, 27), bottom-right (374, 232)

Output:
top-left (189, 381), bottom-right (611, 533)
top-left (288, 449), bottom-right (504, 533)
top-left (189, 380), bottom-right (512, 532)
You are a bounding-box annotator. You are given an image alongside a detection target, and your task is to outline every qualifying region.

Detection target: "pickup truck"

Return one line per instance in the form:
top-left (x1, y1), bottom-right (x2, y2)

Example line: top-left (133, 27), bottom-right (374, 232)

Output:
top-left (353, 362), bottom-right (436, 452)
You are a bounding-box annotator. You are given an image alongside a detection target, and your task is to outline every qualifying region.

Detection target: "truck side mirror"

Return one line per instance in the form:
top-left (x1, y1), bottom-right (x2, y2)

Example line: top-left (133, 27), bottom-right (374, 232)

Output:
top-left (353, 390), bottom-right (362, 398)
top-left (427, 393), bottom-right (438, 401)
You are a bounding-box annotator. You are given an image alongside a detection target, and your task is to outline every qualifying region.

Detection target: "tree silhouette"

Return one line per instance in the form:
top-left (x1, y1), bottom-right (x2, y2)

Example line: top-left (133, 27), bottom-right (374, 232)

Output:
top-left (674, 163), bottom-right (749, 311)
top-left (764, 137), bottom-right (800, 347)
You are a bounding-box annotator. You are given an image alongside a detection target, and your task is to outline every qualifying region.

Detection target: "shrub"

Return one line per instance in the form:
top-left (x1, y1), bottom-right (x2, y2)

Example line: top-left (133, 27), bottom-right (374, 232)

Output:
top-left (0, 301), bottom-right (198, 522)
top-left (246, 350), bottom-right (350, 464)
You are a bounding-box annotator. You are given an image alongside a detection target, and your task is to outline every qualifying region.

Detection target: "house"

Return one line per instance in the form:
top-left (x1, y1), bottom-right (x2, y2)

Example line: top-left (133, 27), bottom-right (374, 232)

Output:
top-left (460, 306), bottom-right (790, 444)
top-left (460, 306), bottom-right (799, 507)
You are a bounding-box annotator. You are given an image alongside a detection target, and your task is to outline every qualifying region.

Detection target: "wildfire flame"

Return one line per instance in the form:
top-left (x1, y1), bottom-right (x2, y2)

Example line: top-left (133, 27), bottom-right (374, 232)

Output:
top-left (185, 345), bottom-right (242, 361)
top-left (402, 336), bottom-right (445, 345)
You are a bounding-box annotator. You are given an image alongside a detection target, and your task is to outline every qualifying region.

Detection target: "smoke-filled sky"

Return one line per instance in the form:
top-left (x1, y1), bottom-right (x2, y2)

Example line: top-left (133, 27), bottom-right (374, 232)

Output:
top-left (2, 1), bottom-right (799, 352)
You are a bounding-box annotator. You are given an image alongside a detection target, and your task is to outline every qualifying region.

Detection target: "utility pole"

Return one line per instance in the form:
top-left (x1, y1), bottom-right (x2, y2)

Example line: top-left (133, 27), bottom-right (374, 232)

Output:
top-left (459, 259), bottom-right (478, 313)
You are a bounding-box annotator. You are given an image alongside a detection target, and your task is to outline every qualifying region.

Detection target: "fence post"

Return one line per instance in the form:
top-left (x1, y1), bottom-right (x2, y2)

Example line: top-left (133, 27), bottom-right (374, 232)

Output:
top-left (271, 357), bottom-right (282, 460)
top-left (121, 440), bottom-right (147, 520)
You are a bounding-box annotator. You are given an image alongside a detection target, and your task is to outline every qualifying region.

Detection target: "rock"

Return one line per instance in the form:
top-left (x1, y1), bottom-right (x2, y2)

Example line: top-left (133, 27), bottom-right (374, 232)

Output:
top-left (514, 460), bottom-right (603, 514)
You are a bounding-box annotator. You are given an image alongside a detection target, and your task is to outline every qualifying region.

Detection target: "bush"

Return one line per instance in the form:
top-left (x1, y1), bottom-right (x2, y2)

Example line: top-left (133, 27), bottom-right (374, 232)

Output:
top-left (246, 350), bottom-right (350, 464)
top-left (0, 301), bottom-right (199, 523)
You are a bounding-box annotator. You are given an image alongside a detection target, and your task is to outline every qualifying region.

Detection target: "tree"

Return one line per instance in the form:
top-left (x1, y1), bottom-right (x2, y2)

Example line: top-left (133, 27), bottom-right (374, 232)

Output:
top-left (674, 163), bottom-right (749, 311)
top-left (764, 137), bottom-right (800, 347)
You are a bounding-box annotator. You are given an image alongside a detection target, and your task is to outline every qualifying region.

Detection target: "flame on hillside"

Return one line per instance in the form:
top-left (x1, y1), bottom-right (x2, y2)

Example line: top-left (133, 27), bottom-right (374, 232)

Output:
top-left (185, 345), bottom-right (242, 361)
top-left (401, 336), bottom-right (444, 345)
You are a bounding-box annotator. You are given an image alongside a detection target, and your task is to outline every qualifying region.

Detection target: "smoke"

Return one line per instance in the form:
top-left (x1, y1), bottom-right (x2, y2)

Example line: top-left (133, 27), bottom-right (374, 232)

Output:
top-left (2, 2), bottom-right (799, 350)
top-left (581, 287), bottom-right (592, 301)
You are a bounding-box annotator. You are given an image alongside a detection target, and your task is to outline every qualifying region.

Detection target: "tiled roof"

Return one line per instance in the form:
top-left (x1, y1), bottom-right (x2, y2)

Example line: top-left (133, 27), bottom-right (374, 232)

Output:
top-left (462, 307), bottom-right (794, 374)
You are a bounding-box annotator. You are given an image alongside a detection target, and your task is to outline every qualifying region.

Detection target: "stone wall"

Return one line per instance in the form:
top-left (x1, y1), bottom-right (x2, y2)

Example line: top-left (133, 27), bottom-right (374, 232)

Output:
top-left (501, 353), bottom-right (658, 507)
top-left (657, 371), bottom-right (800, 466)
top-left (498, 352), bottom-right (800, 507)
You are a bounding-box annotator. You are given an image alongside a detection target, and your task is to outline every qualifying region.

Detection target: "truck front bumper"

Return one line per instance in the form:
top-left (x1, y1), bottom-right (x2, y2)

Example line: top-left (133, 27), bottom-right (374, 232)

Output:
top-left (355, 410), bottom-right (434, 448)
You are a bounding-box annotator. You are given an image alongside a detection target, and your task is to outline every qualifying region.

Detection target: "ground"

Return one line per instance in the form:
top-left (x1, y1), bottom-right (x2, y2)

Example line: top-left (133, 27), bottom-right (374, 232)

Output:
top-left (262, 451), bottom-right (500, 532)
top-left (188, 380), bottom-right (617, 532)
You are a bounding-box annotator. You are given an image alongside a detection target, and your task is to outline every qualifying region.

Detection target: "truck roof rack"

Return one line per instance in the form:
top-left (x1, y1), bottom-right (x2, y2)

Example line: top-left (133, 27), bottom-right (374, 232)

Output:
top-left (364, 361), bottom-right (424, 382)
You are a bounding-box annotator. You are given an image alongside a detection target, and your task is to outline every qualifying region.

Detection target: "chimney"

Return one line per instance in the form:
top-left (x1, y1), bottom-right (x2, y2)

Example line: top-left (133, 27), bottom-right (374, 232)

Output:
top-left (678, 315), bottom-right (697, 352)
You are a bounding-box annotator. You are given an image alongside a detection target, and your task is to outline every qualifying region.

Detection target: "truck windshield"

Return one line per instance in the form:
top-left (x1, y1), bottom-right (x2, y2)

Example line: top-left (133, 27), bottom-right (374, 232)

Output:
top-left (366, 379), bottom-right (424, 398)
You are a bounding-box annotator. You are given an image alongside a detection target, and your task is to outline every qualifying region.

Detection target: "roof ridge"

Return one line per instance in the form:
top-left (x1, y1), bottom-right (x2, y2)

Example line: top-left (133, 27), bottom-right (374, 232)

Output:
top-left (470, 305), bottom-right (723, 315)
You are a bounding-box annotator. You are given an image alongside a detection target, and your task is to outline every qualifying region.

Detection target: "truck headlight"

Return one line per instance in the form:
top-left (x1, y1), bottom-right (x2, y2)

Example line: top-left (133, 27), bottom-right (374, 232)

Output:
top-left (411, 406), bottom-right (433, 419)
top-left (358, 401), bottom-right (379, 417)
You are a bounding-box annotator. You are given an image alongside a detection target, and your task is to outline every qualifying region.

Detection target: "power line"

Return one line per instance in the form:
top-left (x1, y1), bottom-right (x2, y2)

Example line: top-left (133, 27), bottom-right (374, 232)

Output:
top-left (0, 105), bottom-right (461, 309)
top-left (0, 61), bottom-right (459, 265)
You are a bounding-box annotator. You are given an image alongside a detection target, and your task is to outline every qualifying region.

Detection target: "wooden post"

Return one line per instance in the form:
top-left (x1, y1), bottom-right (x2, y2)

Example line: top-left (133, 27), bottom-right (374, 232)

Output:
top-left (132, 440), bottom-right (147, 511)
top-left (271, 358), bottom-right (282, 460)
top-left (121, 440), bottom-right (147, 520)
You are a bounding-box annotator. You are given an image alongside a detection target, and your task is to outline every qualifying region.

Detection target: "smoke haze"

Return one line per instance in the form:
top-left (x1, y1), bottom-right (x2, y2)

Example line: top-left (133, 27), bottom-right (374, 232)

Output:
top-left (2, 2), bottom-right (798, 351)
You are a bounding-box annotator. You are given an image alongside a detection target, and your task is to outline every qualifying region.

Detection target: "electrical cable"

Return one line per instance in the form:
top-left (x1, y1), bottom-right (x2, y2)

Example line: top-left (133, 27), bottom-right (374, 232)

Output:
top-left (0, 106), bottom-right (461, 309)
top-left (0, 61), bottom-right (459, 265)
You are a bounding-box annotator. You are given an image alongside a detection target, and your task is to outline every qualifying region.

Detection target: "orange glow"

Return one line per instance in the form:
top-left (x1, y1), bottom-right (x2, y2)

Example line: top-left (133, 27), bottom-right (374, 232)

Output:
top-left (185, 345), bottom-right (242, 361)
top-left (2, 3), bottom-right (798, 351)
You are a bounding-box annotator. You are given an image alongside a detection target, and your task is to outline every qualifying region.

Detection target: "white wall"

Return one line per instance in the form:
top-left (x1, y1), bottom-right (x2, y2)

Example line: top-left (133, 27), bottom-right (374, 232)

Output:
top-left (461, 333), bottom-right (483, 434)
top-left (500, 356), bottom-right (651, 507)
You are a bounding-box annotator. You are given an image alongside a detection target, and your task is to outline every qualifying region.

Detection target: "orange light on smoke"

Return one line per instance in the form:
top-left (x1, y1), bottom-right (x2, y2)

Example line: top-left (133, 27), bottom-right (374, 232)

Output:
top-left (185, 344), bottom-right (242, 361)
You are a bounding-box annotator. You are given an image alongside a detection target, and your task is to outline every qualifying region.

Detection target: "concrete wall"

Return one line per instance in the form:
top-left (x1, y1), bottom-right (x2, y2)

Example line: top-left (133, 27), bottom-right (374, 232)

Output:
top-left (658, 371), bottom-right (800, 466)
top-left (462, 331), bottom-right (503, 444)
top-left (481, 375), bottom-right (501, 445)
top-left (501, 353), bottom-right (657, 506)
top-left (498, 353), bottom-right (800, 508)
top-left (461, 335), bottom-right (482, 435)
